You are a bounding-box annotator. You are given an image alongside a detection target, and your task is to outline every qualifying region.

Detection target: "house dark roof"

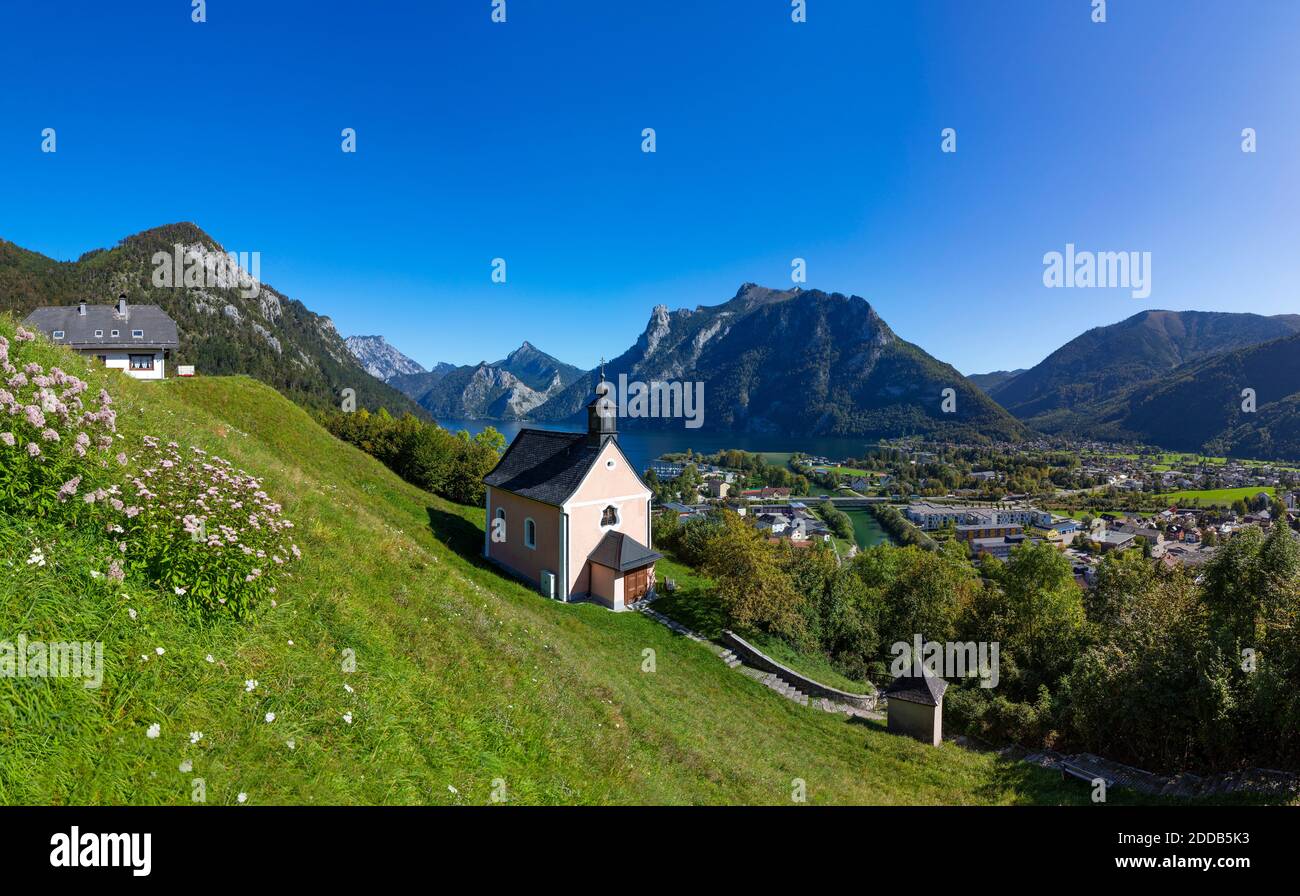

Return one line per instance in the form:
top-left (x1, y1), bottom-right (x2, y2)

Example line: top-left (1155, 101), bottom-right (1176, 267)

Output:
top-left (588, 530), bottom-right (661, 572)
top-left (882, 673), bottom-right (948, 706)
top-left (481, 429), bottom-right (604, 506)
top-left (24, 304), bottom-right (179, 350)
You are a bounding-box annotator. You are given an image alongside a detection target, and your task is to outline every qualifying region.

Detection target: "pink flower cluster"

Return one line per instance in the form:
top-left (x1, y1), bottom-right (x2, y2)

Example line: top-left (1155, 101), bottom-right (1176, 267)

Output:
top-left (0, 329), bottom-right (119, 520)
top-left (3, 321), bottom-right (300, 620)
top-left (118, 437), bottom-right (299, 619)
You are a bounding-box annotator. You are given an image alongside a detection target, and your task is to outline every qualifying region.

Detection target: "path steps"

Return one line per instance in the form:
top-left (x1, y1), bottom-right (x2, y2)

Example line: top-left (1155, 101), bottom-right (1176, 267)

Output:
top-left (635, 597), bottom-right (882, 720)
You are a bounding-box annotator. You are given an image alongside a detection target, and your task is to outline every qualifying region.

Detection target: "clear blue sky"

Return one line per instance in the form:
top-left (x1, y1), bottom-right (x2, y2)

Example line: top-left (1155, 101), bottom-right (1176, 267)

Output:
top-left (2, 1), bottom-right (1297, 375)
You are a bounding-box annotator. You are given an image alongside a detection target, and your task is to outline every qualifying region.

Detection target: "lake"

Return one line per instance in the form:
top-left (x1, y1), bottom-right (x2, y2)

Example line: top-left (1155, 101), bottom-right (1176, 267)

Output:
top-left (435, 418), bottom-right (881, 480)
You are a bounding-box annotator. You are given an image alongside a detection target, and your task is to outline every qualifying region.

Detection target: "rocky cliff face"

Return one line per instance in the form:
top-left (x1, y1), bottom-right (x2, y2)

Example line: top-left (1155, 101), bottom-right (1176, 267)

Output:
top-left (387, 342), bottom-right (585, 420)
top-left (527, 283), bottom-right (1026, 441)
top-left (344, 334), bottom-right (428, 381)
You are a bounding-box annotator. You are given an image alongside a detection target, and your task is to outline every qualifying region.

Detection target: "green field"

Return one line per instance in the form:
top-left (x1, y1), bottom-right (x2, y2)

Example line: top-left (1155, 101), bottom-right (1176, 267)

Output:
top-left (810, 465), bottom-right (872, 477)
top-left (1, 317), bottom-right (1239, 805)
top-left (1155, 486), bottom-right (1276, 507)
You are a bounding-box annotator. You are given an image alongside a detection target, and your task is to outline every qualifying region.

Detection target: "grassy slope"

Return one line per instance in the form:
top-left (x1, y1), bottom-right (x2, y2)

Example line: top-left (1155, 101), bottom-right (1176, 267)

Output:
top-left (2, 346), bottom-right (1182, 805)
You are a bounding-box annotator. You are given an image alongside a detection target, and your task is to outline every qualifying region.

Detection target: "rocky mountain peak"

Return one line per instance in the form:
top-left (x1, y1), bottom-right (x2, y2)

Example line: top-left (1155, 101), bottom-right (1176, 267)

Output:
top-left (343, 334), bottom-right (427, 382)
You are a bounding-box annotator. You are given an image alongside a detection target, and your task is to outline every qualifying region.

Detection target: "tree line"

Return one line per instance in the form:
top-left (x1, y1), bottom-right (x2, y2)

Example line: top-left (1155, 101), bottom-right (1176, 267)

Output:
top-left (656, 507), bottom-right (1300, 774)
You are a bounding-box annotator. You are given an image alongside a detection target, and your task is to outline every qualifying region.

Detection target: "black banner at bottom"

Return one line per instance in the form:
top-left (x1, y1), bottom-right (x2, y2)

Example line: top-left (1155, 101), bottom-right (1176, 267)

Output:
top-left (0, 805), bottom-right (1282, 882)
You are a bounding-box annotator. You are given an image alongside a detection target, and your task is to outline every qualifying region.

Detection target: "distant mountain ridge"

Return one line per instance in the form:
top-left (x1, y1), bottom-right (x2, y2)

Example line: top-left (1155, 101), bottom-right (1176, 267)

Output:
top-left (1085, 330), bottom-right (1300, 460)
top-left (0, 223), bottom-right (427, 417)
top-left (526, 283), bottom-right (1027, 441)
top-left (344, 334), bottom-right (430, 382)
top-left (968, 369), bottom-right (1026, 393)
top-left (988, 309), bottom-right (1300, 433)
top-left (387, 341), bottom-right (586, 420)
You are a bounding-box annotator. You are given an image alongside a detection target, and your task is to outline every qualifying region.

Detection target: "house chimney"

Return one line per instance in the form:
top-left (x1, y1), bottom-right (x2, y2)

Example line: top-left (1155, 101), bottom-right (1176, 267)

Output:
top-left (116, 293), bottom-right (128, 317)
top-left (78, 301), bottom-right (87, 316)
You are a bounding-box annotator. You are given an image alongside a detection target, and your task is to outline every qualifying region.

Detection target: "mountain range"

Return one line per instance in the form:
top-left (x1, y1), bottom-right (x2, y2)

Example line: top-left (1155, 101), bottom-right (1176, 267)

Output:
top-left (0, 223), bottom-right (426, 418)
top-left (1087, 329), bottom-right (1300, 458)
top-left (968, 369), bottom-right (1027, 393)
top-left (8, 223), bottom-right (1300, 460)
top-left (984, 310), bottom-right (1300, 435)
top-left (356, 283), bottom-right (1028, 442)
top-left (380, 341), bottom-right (587, 420)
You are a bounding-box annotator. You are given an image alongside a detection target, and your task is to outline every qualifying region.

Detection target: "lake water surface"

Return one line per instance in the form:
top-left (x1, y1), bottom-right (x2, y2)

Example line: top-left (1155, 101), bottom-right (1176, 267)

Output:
top-left (436, 418), bottom-right (881, 480)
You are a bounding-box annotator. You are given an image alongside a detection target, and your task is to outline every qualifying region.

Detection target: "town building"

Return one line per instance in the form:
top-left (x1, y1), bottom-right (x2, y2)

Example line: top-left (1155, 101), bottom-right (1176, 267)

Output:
top-left (954, 523), bottom-right (1023, 542)
top-left (904, 501), bottom-right (1051, 531)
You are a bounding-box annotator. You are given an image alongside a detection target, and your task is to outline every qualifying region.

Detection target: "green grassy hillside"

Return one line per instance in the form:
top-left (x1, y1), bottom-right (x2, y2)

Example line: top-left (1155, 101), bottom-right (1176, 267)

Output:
top-left (0, 323), bottom-right (1176, 805)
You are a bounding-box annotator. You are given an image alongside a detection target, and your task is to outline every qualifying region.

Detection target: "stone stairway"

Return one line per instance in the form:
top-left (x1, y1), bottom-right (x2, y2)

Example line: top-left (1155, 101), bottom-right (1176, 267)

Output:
top-left (752, 669), bottom-right (810, 706)
top-left (637, 599), bottom-right (882, 721)
top-left (736, 662), bottom-right (882, 719)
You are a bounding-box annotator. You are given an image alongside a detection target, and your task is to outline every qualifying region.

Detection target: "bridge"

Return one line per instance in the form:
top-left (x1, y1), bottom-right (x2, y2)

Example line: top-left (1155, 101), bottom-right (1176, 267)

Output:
top-left (822, 495), bottom-right (890, 508)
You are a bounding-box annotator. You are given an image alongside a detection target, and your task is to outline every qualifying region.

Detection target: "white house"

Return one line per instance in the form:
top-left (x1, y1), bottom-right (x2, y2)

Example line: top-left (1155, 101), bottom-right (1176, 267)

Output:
top-left (24, 295), bottom-right (179, 380)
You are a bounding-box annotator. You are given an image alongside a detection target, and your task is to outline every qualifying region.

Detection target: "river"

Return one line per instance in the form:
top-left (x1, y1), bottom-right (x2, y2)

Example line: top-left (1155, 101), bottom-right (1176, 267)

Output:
top-left (842, 508), bottom-right (896, 550)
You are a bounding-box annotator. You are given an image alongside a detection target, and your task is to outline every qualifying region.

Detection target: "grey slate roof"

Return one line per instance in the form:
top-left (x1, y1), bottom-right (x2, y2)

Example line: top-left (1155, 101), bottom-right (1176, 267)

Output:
top-left (481, 429), bottom-right (604, 506)
top-left (588, 530), bottom-right (661, 572)
top-left (24, 304), bottom-right (179, 351)
top-left (883, 672), bottom-right (948, 706)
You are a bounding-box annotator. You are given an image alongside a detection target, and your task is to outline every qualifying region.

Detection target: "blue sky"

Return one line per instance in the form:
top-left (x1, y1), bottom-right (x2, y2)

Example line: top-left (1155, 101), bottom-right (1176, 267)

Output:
top-left (2, 1), bottom-right (1297, 375)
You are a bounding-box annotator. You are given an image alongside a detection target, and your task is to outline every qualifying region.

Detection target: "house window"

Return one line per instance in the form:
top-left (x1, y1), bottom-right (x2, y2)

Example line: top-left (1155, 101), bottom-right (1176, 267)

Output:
top-left (131, 329), bottom-right (144, 339)
top-left (129, 354), bottom-right (155, 371)
top-left (94, 330), bottom-right (103, 338)
top-left (524, 518), bottom-right (536, 549)
top-left (494, 508), bottom-right (506, 541)
top-left (110, 330), bottom-right (119, 338)
top-left (601, 505), bottom-right (618, 527)
top-left (52, 330), bottom-right (64, 339)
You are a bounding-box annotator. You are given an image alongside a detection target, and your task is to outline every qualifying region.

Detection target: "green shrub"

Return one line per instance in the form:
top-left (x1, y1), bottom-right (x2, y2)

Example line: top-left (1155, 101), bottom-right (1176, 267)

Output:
top-left (318, 409), bottom-right (503, 506)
